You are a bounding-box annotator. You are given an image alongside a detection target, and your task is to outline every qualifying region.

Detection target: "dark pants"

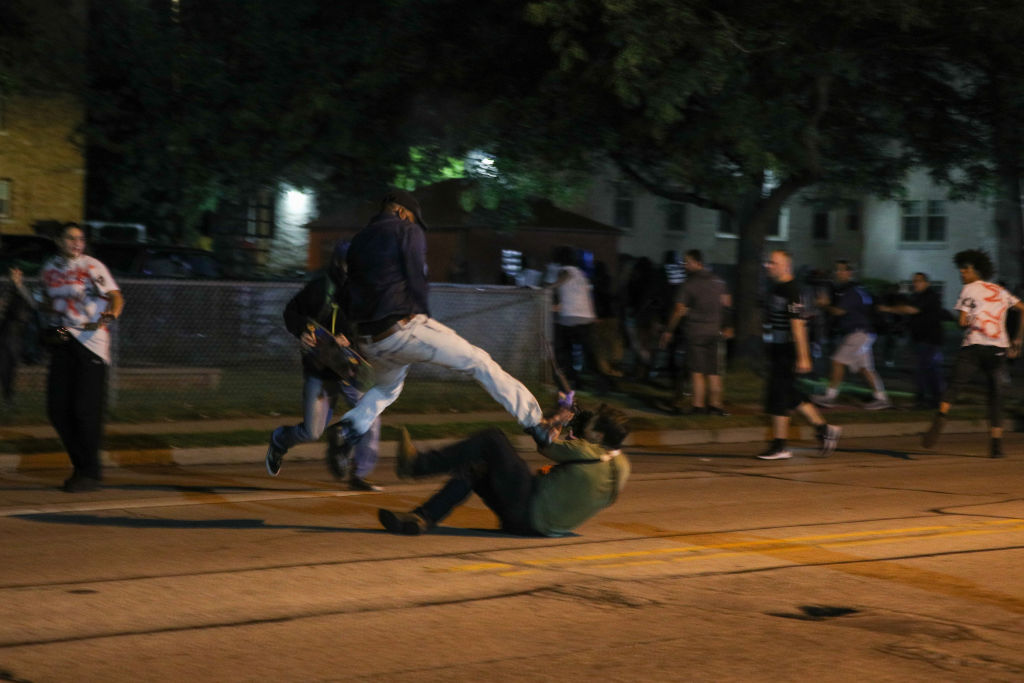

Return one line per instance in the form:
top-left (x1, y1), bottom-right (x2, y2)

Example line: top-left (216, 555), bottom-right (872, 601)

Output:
top-left (0, 326), bottom-right (22, 402)
top-left (943, 345), bottom-right (1004, 427)
top-left (765, 343), bottom-right (808, 417)
top-left (913, 342), bottom-right (944, 407)
top-left (413, 428), bottom-right (537, 535)
top-left (47, 339), bottom-right (108, 479)
top-left (555, 322), bottom-right (607, 390)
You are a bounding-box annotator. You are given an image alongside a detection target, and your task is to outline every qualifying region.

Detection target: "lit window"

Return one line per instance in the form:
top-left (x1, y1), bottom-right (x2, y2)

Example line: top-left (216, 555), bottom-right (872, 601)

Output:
top-left (0, 179), bottom-right (10, 217)
top-left (501, 249), bottom-right (522, 278)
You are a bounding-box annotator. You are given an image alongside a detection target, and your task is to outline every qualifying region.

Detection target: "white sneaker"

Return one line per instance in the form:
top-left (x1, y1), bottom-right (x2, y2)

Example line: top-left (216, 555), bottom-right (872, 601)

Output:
top-left (757, 448), bottom-right (793, 460)
top-left (811, 394), bottom-right (837, 408)
top-left (864, 397), bottom-right (892, 411)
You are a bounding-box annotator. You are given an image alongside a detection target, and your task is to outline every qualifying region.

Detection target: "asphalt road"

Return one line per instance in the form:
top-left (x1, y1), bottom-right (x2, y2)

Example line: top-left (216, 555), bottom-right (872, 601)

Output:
top-left (1, 432), bottom-right (1023, 682)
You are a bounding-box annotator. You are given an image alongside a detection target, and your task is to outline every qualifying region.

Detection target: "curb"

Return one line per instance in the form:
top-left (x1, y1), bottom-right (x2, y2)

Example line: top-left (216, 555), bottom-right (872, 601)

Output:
top-left (0, 419), bottom-right (993, 473)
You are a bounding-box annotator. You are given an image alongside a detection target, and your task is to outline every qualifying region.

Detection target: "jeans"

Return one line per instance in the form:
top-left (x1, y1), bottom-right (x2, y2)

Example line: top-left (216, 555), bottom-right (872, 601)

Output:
top-left (342, 315), bottom-right (543, 436)
top-left (272, 374), bottom-right (380, 478)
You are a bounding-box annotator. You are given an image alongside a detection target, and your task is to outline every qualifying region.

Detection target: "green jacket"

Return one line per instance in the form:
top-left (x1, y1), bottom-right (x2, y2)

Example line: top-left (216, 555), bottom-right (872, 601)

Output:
top-left (529, 438), bottom-right (630, 537)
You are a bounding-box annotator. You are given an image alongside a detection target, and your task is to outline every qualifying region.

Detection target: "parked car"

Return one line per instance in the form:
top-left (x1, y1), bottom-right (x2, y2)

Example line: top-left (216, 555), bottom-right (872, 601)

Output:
top-left (89, 242), bottom-right (223, 279)
top-left (0, 234), bottom-right (58, 276)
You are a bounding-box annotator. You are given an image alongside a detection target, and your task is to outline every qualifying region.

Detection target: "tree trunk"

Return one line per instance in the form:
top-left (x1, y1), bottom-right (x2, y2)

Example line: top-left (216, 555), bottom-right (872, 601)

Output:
top-left (732, 180), bottom-right (811, 366)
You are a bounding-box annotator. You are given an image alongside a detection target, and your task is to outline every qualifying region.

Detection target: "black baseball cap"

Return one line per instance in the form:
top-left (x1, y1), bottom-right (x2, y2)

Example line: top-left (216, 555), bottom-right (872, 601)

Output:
top-left (382, 189), bottom-right (427, 229)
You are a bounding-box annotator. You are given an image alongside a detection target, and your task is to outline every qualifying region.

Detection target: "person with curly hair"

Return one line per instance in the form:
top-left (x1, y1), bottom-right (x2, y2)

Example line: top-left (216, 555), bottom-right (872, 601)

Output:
top-left (923, 249), bottom-right (1024, 457)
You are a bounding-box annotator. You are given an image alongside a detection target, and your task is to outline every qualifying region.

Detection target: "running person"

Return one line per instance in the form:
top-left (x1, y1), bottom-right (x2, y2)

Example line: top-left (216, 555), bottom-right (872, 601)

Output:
top-left (330, 190), bottom-right (555, 464)
top-left (759, 250), bottom-right (841, 460)
top-left (923, 249), bottom-right (1024, 457)
top-left (264, 241), bottom-right (383, 490)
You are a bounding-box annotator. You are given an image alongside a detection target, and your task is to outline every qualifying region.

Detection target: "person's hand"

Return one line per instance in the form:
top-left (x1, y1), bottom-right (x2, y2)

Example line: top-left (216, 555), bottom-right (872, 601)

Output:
top-left (334, 333), bottom-right (350, 348)
top-left (795, 357), bottom-right (812, 374)
top-left (300, 330), bottom-right (317, 348)
top-left (658, 330), bottom-right (672, 349)
top-left (9, 267), bottom-right (22, 287)
top-left (1010, 338), bottom-right (1023, 359)
top-left (721, 326), bottom-right (734, 340)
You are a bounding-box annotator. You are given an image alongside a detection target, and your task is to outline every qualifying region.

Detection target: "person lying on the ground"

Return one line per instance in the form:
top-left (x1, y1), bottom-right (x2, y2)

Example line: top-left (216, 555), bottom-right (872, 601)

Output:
top-left (378, 401), bottom-right (631, 537)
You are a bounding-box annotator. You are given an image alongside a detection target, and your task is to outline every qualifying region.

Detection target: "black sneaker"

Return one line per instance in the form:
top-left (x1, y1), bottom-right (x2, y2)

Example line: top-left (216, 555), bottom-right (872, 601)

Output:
top-left (325, 420), bottom-right (359, 480)
top-left (756, 447), bottom-right (792, 460)
top-left (63, 475), bottom-right (101, 493)
top-left (817, 424), bottom-right (842, 457)
top-left (378, 508), bottom-right (429, 535)
top-left (922, 413), bottom-right (947, 449)
top-left (265, 438), bottom-right (285, 476)
top-left (349, 475), bottom-right (383, 492)
top-left (706, 406), bottom-right (730, 417)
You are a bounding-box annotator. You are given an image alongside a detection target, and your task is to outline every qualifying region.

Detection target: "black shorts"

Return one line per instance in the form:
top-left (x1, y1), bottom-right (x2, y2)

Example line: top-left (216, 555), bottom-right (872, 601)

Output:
top-left (687, 334), bottom-right (721, 375)
top-left (764, 343), bottom-right (808, 416)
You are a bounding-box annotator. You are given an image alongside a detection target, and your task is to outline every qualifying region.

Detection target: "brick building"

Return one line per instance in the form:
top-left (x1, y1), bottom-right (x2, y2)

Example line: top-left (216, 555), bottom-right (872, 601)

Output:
top-left (0, 90), bottom-right (85, 236)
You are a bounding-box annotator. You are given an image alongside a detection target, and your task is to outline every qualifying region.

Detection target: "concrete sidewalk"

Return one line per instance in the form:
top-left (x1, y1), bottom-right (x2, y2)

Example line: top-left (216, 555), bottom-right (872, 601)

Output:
top-left (0, 410), bottom-right (994, 473)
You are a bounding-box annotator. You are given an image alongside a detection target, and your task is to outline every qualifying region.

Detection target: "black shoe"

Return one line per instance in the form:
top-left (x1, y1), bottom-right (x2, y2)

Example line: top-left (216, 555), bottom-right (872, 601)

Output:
top-left (349, 475), bottom-right (383, 492)
top-left (63, 475), bottom-right (101, 493)
top-left (265, 438), bottom-right (285, 476)
top-left (378, 508), bottom-right (429, 535)
top-left (990, 441), bottom-right (1005, 459)
top-left (922, 413), bottom-right (947, 449)
top-left (706, 406), bottom-right (730, 417)
top-left (326, 420), bottom-right (359, 481)
top-left (396, 427), bottom-right (418, 479)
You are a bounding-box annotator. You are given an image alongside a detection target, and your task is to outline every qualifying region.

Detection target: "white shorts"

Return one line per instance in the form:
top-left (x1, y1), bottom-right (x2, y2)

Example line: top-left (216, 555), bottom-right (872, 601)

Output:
top-left (832, 331), bottom-right (877, 373)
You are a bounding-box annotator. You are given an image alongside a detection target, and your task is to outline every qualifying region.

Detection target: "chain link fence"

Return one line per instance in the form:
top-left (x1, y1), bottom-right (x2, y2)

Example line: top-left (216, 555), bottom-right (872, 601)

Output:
top-left (9, 279), bottom-right (552, 419)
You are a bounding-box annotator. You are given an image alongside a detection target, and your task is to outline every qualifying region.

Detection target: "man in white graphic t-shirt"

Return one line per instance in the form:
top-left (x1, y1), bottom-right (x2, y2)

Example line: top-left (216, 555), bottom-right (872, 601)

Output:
top-left (923, 249), bottom-right (1024, 457)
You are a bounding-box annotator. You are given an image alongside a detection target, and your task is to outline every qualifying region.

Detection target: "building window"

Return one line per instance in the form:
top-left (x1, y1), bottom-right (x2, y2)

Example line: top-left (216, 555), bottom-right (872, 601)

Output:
top-left (612, 182), bottom-right (634, 229)
top-left (926, 200), bottom-right (947, 241)
top-left (767, 207), bottom-right (789, 240)
top-left (716, 211), bottom-right (735, 236)
top-left (245, 188), bottom-right (275, 238)
top-left (0, 180), bottom-right (10, 217)
top-left (664, 201), bottom-right (686, 232)
top-left (902, 200), bottom-right (947, 243)
top-left (812, 210), bottom-right (830, 241)
top-left (846, 202), bottom-right (860, 231)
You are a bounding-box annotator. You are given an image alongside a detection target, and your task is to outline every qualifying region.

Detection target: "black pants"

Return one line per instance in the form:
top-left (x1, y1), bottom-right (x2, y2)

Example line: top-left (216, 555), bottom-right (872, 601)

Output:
top-left (0, 326), bottom-right (22, 402)
top-left (47, 339), bottom-right (108, 479)
top-left (414, 428), bottom-right (538, 535)
top-left (943, 345), bottom-right (1004, 427)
